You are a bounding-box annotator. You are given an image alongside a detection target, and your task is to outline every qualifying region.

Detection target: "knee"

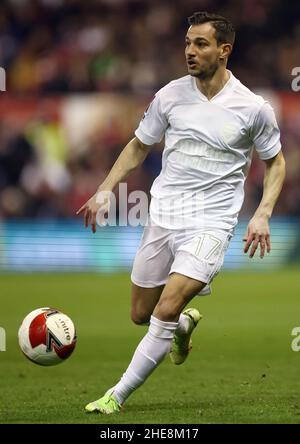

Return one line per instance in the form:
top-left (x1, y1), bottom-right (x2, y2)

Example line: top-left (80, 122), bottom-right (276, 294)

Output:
top-left (152, 297), bottom-right (180, 322)
top-left (130, 308), bottom-right (150, 326)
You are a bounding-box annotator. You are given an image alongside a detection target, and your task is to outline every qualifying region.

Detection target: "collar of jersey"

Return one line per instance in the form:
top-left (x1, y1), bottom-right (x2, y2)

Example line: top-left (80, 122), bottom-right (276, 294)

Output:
top-left (191, 70), bottom-right (235, 102)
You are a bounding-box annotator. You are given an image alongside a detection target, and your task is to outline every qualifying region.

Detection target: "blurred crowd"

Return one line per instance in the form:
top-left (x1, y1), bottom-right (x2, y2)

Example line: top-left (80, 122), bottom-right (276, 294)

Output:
top-left (1, 0), bottom-right (300, 93)
top-left (0, 0), bottom-right (299, 219)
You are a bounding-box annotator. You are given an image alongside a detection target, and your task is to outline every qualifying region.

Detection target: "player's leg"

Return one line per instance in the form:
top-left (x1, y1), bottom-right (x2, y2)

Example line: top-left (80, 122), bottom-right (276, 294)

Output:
top-left (85, 221), bottom-right (173, 414)
top-left (151, 272), bottom-right (204, 365)
top-left (130, 282), bottom-right (164, 325)
top-left (129, 220), bottom-right (200, 329)
top-left (85, 272), bottom-right (205, 413)
top-left (130, 219), bottom-right (173, 313)
top-left (167, 229), bottom-right (233, 365)
top-left (130, 278), bottom-right (201, 362)
top-left (152, 272), bottom-right (204, 321)
top-left (129, 219), bottom-right (172, 325)
top-left (85, 228), bottom-right (232, 414)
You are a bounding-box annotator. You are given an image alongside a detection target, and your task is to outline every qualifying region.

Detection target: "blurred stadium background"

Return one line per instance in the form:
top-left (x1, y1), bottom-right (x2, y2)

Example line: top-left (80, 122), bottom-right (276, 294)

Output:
top-left (0, 0), bottom-right (299, 273)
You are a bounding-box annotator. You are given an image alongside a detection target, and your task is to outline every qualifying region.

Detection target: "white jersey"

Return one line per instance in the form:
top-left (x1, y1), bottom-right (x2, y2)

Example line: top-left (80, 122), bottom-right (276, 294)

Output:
top-left (135, 71), bottom-right (281, 231)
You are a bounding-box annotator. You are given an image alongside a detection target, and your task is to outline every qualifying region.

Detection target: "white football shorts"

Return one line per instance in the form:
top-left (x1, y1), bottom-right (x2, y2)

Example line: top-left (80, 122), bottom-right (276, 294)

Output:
top-left (131, 218), bottom-right (233, 296)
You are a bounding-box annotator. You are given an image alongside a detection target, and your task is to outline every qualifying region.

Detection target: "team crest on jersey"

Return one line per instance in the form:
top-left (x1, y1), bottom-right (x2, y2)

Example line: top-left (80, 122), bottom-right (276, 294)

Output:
top-left (220, 123), bottom-right (240, 144)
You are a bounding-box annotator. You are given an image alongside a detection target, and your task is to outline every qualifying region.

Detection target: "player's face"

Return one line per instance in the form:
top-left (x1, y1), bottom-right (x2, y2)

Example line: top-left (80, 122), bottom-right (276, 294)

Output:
top-left (185, 23), bottom-right (224, 79)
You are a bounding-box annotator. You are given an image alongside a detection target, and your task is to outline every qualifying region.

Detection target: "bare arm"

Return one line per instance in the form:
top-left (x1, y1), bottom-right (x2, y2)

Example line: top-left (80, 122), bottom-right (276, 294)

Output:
top-left (77, 137), bottom-right (150, 232)
top-left (244, 150), bottom-right (286, 258)
top-left (96, 137), bottom-right (150, 192)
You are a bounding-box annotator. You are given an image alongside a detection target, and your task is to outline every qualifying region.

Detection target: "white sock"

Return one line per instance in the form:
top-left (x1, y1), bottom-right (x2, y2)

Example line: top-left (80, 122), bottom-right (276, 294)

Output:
top-left (112, 316), bottom-right (178, 405)
top-left (175, 313), bottom-right (190, 335)
top-left (135, 313), bottom-right (189, 334)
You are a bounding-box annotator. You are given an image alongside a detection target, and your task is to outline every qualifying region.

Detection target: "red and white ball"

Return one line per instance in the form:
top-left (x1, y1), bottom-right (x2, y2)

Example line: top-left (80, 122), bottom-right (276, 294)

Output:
top-left (18, 308), bottom-right (77, 366)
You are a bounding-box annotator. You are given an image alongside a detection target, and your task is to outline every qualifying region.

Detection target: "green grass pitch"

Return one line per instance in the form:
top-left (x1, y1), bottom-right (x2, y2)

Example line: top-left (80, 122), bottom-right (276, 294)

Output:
top-left (0, 267), bottom-right (299, 424)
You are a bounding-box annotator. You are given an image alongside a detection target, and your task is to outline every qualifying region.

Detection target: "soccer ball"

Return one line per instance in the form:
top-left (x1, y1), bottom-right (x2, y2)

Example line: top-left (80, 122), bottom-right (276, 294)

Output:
top-left (18, 307), bottom-right (77, 366)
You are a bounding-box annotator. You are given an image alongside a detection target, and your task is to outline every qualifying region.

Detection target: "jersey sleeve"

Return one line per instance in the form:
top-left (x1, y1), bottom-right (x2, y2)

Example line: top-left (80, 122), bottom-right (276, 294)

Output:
top-left (250, 102), bottom-right (282, 160)
top-left (135, 92), bottom-right (168, 146)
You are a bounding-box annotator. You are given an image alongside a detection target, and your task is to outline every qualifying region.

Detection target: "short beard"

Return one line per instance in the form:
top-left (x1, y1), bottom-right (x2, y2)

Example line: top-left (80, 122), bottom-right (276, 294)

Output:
top-left (192, 61), bottom-right (219, 81)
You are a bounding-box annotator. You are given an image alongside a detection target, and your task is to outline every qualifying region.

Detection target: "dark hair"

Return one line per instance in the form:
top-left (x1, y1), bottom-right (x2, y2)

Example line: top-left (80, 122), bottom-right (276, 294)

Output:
top-left (188, 11), bottom-right (235, 46)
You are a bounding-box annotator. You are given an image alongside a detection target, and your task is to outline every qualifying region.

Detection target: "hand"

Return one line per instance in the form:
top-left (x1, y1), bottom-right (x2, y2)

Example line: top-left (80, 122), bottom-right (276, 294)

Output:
top-left (243, 215), bottom-right (271, 258)
top-left (76, 190), bottom-right (111, 233)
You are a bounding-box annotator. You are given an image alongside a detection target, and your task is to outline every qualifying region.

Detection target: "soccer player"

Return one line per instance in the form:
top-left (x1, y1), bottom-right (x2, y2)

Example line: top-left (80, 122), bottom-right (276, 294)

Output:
top-left (77, 12), bottom-right (286, 414)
